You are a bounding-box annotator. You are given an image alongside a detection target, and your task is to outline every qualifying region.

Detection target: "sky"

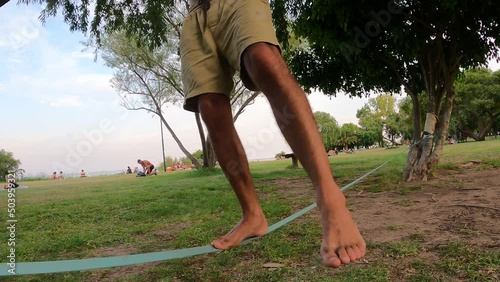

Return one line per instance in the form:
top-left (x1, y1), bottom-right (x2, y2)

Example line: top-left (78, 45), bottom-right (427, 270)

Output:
top-left (1, 2), bottom-right (499, 177)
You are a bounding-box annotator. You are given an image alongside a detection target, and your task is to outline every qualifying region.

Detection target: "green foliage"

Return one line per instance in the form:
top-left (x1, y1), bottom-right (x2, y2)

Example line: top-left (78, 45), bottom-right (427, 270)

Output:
top-left (178, 156), bottom-right (192, 166)
top-left (398, 96), bottom-right (421, 141)
top-left (165, 156), bottom-right (175, 167)
top-left (453, 68), bottom-right (500, 141)
top-left (98, 31), bottom-right (184, 110)
top-left (191, 150), bottom-right (203, 160)
top-left (313, 111), bottom-right (339, 150)
top-left (358, 128), bottom-right (379, 148)
top-left (337, 123), bottom-right (360, 148)
top-left (274, 0), bottom-right (500, 96)
top-left (357, 94), bottom-right (401, 146)
top-left (274, 151), bottom-right (286, 159)
top-left (0, 149), bottom-right (21, 179)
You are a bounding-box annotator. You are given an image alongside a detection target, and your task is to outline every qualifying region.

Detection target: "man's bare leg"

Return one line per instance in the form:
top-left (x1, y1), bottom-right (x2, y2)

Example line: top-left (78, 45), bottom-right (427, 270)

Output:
top-left (198, 93), bottom-right (268, 249)
top-left (242, 43), bottom-right (366, 267)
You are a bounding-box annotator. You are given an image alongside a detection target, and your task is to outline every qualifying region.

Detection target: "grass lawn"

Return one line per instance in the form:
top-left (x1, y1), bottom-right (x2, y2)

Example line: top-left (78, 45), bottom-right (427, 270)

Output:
top-left (1, 138), bottom-right (499, 281)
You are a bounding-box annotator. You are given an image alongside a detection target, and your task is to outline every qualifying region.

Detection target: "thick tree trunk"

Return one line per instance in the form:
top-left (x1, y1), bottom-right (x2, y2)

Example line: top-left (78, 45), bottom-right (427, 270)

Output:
top-left (428, 88), bottom-right (455, 170)
top-left (405, 82), bottom-right (456, 181)
top-left (410, 93), bottom-right (422, 142)
top-left (404, 122), bottom-right (435, 182)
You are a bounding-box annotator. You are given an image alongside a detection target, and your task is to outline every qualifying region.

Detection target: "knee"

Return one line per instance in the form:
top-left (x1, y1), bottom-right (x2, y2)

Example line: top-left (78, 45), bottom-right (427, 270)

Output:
top-left (242, 43), bottom-right (282, 76)
top-left (198, 94), bottom-right (231, 123)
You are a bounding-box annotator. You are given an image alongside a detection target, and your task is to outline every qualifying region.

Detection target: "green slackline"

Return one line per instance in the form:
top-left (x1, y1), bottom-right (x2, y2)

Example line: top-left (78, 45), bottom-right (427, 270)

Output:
top-left (1, 159), bottom-right (393, 276)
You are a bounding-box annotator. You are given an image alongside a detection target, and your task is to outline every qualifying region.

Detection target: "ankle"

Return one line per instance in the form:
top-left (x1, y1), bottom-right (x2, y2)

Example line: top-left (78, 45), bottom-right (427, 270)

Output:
top-left (317, 189), bottom-right (347, 210)
top-left (242, 208), bottom-right (265, 219)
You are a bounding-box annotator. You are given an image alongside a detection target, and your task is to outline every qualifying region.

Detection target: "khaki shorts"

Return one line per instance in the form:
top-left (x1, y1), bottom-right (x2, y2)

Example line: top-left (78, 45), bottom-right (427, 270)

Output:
top-left (180, 0), bottom-right (280, 112)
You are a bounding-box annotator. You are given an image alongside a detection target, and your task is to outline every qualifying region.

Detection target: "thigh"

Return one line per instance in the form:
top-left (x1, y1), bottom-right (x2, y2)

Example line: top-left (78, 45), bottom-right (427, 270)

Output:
top-left (213, 0), bottom-right (281, 72)
top-left (180, 7), bottom-right (234, 112)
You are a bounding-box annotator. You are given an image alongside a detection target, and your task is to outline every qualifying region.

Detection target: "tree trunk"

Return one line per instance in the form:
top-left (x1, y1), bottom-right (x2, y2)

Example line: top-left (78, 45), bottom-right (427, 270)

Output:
top-left (459, 126), bottom-right (478, 141)
top-left (428, 88), bottom-right (455, 170)
top-left (478, 115), bottom-right (495, 141)
top-left (194, 112), bottom-right (217, 168)
top-left (405, 81), bottom-right (456, 181)
top-left (410, 93), bottom-right (422, 142)
top-left (195, 112), bottom-right (207, 168)
top-left (159, 113), bottom-right (201, 167)
top-left (205, 136), bottom-right (217, 167)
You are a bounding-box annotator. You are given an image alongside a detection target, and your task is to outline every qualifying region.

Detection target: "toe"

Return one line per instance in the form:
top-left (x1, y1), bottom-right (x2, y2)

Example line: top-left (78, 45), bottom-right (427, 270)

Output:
top-left (337, 248), bottom-right (351, 264)
top-left (323, 255), bottom-right (342, 268)
top-left (346, 246), bottom-right (358, 261)
top-left (211, 240), bottom-right (227, 250)
top-left (352, 244), bottom-right (364, 259)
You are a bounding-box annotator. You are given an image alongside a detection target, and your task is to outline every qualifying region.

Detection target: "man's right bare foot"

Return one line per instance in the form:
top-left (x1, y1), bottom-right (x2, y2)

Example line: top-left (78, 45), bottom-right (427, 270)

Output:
top-left (320, 196), bottom-right (366, 268)
top-left (211, 213), bottom-right (268, 250)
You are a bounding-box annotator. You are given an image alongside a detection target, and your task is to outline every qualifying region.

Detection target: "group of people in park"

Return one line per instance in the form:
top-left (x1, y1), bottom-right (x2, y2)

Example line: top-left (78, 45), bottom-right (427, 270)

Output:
top-left (50, 171), bottom-right (64, 180)
top-left (50, 170), bottom-right (86, 179)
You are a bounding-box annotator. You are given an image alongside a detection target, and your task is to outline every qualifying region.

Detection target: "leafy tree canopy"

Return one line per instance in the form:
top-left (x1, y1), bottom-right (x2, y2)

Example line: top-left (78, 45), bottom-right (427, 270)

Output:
top-left (19, 0), bottom-right (186, 48)
top-left (0, 149), bottom-right (21, 180)
top-left (273, 0), bottom-right (500, 97)
top-left (454, 68), bottom-right (500, 140)
top-left (313, 111), bottom-right (340, 150)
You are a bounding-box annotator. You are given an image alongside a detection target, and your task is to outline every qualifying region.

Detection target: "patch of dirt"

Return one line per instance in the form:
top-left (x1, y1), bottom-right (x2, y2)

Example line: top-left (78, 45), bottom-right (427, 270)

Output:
top-left (266, 167), bottom-right (500, 273)
top-left (90, 245), bottom-right (140, 257)
top-left (348, 168), bottom-right (500, 250)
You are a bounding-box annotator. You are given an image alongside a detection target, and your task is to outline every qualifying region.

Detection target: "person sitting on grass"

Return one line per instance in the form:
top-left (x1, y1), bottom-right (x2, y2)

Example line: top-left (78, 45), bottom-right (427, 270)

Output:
top-left (137, 159), bottom-right (156, 176)
top-left (51, 171), bottom-right (57, 180)
top-left (80, 169), bottom-right (87, 178)
top-left (4, 174), bottom-right (19, 189)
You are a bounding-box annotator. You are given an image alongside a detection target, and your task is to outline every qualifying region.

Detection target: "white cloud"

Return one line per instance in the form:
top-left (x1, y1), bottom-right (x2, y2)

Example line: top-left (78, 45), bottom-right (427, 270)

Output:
top-left (71, 50), bottom-right (97, 60)
top-left (49, 96), bottom-right (83, 108)
top-left (2, 36), bottom-right (114, 106)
